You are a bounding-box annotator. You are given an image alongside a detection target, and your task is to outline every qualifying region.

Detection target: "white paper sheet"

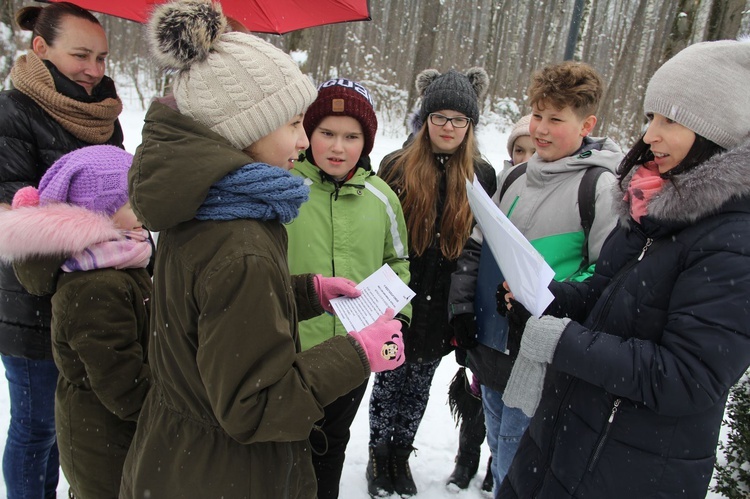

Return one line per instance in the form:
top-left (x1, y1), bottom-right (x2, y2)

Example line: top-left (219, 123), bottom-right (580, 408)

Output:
top-left (329, 264), bottom-right (415, 332)
top-left (466, 178), bottom-right (555, 317)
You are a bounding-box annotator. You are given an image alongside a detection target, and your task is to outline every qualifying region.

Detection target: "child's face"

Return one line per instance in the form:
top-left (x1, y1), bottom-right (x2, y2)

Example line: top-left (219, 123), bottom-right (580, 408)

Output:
top-left (511, 135), bottom-right (536, 165)
top-left (529, 101), bottom-right (596, 162)
top-left (112, 202), bottom-right (142, 230)
top-left (244, 114), bottom-right (309, 170)
top-left (427, 110), bottom-right (470, 154)
top-left (643, 113), bottom-right (696, 174)
top-left (310, 116), bottom-right (365, 179)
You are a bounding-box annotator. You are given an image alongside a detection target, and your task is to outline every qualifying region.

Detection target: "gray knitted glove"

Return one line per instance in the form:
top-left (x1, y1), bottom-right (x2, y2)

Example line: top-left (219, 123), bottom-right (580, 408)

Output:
top-left (502, 354), bottom-right (546, 417)
top-left (519, 316), bottom-right (570, 364)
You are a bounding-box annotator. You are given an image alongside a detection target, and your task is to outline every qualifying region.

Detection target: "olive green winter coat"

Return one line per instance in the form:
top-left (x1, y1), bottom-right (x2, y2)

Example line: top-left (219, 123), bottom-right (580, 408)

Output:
top-left (6, 214), bottom-right (151, 499)
top-left (120, 100), bottom-right (370, 499)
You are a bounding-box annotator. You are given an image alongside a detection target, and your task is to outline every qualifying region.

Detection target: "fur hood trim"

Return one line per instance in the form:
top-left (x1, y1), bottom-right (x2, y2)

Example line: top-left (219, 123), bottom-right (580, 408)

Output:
top-left (0, 203), bottom-right (121, 262)
top-left (616, 138), bottom-right (750, 226)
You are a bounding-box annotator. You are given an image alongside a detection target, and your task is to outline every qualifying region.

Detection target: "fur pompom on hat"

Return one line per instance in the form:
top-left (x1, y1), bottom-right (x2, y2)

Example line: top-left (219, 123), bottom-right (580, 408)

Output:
top-left (35, 145), bottom-right (132, 216)
top-left (644, 39), bottom-right (750, 150)
top-left (507, 114), bottom-right (532, 157)
top-left (303, 78), bottom-right (378, 157)
top-left (413, 67), bottom-right (489, 131)
top-left (147, 0), bottom-right (317, 150)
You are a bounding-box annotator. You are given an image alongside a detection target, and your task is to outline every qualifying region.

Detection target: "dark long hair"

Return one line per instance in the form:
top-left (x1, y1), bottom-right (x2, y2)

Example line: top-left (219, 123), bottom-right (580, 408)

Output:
top-left (618, 133), bottom-right (726, 188)
top-left (16, 2), bottom-right (101, 48)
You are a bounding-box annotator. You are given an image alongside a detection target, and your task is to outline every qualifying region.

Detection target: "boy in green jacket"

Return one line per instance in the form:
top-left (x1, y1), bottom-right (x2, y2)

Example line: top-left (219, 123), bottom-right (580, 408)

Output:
top-left (286, 78), bottom-right (411, 499)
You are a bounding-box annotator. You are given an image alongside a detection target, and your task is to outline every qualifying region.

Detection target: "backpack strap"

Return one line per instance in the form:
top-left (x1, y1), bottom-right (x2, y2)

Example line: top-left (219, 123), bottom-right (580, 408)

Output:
top-left (501, 162), bottom-right (608, 273)
top-left (577, 166), bottom-right (609, 270)
top-left (499, 163), bottom-right (527, 202)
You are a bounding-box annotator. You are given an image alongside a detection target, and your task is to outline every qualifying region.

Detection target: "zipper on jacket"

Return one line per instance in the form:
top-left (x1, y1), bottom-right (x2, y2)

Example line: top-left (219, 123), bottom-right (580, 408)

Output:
top-left (586, 398), bottom-right (621, 472)
top-left (587, 232), bottom-right (652, 328)
top-left (532, 231), bottom-right (652, 496)
top-left (637, 237), bottom-right (653, 261)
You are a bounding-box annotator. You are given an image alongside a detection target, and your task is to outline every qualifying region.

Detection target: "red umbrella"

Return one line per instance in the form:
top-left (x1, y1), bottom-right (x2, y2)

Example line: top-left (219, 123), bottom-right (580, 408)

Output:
top-left (43, 0), bottom-right (370, 34)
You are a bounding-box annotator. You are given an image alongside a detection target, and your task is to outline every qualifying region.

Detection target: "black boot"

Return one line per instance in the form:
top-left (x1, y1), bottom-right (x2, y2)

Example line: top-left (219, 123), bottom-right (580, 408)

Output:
top-left (481, 456), bottom-right (494, 492)
top-left (447, 369), bottom-right (484, 490)
top-left (447, 461), bottom-right (478, 489)
top-left (390, 446), bottom-right (418, 497)
top-left (366, 443), bottom-right (394, 497)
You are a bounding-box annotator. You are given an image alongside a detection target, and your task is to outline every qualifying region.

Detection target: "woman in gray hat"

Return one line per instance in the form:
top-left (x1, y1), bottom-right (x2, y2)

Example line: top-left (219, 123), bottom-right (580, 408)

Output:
top-left (498, 39), bottom-right (750, 499)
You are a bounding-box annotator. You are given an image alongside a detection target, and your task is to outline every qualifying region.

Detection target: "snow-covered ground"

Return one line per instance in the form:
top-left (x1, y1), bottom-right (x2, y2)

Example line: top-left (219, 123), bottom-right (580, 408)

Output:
top-left (0, 95), bottom-right (728, 498)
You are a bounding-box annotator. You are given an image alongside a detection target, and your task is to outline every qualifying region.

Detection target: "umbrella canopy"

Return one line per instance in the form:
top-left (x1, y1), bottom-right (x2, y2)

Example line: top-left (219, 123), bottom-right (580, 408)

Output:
top-left (43, 0), bottom-right (370, 34)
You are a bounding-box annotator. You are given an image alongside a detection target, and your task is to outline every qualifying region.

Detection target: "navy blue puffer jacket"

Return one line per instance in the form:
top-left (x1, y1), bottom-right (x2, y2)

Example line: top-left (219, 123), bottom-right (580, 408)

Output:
top-left (501, 139), bottom-right (750, 499)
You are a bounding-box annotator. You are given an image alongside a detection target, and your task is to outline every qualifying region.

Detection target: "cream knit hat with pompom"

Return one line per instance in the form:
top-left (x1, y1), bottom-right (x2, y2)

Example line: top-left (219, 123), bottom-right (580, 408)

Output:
top-left (148, 0), bottom-right (317, 150)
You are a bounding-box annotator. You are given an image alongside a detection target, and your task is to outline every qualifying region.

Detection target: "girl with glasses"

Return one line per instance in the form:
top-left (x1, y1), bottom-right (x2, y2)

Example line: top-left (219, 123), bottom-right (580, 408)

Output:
top-left (366, 67), bottom-right (498, 497)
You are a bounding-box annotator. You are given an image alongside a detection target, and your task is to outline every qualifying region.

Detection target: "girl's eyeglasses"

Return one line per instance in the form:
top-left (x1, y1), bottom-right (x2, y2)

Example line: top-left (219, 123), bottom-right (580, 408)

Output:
top-left (429, 113), bottom-right (472, 128)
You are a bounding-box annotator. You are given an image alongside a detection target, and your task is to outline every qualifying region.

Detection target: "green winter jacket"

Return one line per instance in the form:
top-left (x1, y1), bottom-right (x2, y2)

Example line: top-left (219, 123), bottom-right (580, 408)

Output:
top-left (53, 269), bottom-right (151, 498)
top-left (3, 207), bottom-right (151, 499)
top-left (286, 158), bottom-right (411, 351)
top-left (121, 100), bottom-right (370, 499)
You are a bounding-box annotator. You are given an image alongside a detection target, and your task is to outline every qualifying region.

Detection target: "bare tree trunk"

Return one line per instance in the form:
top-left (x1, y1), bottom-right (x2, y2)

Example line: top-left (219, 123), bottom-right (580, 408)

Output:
top-left (705, 0), bottom-right (745, 40)
top-left (405, 0), bottom-right (441, 125)
top-left (663, 0), bottom-right (702, 60)
top-left (597, 0), bottom-right (649, 141)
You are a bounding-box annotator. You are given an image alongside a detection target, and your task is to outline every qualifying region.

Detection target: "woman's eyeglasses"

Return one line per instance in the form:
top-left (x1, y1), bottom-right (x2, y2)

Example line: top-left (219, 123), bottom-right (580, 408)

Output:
top-left (429, 113), bottom-right (472, 128)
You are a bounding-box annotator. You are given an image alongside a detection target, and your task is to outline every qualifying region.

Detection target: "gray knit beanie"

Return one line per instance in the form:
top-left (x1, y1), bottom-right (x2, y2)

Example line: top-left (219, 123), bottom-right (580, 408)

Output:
top-left (644, 39), bottom-right (750, 150)
top-left (414, 67), bottom-right (489, 131)
top-left (506, 114), bottom-right (532, 157)
top-left (148, 0), bottom-right (317, 150)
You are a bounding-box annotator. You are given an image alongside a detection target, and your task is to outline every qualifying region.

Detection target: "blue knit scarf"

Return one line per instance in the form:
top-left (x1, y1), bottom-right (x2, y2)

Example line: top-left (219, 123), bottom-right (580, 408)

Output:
top-left (196, 163), bottom-right (309, 224)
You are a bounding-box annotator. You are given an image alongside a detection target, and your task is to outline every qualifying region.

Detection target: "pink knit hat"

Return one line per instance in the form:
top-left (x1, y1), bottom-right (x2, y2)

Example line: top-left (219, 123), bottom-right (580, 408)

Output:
top-left (506, 114), bottom-right (532, 157)
top-left (36, 145), bottom-right (132, 216)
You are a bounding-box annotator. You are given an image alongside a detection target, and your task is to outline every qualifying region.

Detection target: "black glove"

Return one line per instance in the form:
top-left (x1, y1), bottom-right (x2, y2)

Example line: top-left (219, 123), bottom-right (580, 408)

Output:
top-left (452, 314), bottom-right (478, 350)
top-left (506, 298), bottom-right (531, 355)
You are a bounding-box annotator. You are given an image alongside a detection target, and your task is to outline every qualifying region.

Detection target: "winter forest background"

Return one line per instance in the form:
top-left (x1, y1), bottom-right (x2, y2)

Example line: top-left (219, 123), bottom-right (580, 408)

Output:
top-left (1, 0), bottom-right (750, 497)
top-left (2, 0), bottom-right (750, 146)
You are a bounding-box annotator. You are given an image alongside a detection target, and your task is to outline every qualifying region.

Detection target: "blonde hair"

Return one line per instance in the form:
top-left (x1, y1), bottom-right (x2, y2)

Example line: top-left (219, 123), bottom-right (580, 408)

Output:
top-left (381, 123), bottom-right (479, 260)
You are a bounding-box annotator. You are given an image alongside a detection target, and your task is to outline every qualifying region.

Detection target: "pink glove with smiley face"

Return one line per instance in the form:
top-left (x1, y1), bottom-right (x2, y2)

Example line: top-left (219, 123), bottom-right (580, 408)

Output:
top-left (348, 308), bottom-right (405, 373)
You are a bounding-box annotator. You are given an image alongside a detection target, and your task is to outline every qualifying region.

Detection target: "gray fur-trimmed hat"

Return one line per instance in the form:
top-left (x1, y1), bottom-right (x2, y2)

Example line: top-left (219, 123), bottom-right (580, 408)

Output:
top-left (147, 0), bottom-right (317, 150)
top-left (644, 39), bottom-right (750, 150)
top-left (413, 67), bottom-right (489, 131)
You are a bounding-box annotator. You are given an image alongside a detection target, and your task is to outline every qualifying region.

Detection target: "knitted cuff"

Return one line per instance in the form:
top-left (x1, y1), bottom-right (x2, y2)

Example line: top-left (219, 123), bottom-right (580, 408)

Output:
top-left (519, 316), bottom-right (570, 364)
top-left (345, 335), bottom-right (371, 374)
top-left (306, 273), bottom-right (325, 316)
top-left (502, 354), bottom-right (546, 418)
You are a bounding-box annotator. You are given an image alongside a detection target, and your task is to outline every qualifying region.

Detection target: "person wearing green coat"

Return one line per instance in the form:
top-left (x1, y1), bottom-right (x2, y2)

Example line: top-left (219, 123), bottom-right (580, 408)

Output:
top-left (286, 78), bottom-right (411, 499)
top-left (0, 145), bottom-right (152, 499)
top-left (120, 2), bottom-right (406, 498)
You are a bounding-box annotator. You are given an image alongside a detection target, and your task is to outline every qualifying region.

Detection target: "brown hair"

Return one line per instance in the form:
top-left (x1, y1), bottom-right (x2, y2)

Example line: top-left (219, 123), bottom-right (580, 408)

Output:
top-left (380, 123), bottom-right (479, 260)
top-left (16, 2), bottom-right (101, 48)
top-left (527, 61), bottom-right (603, 118)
